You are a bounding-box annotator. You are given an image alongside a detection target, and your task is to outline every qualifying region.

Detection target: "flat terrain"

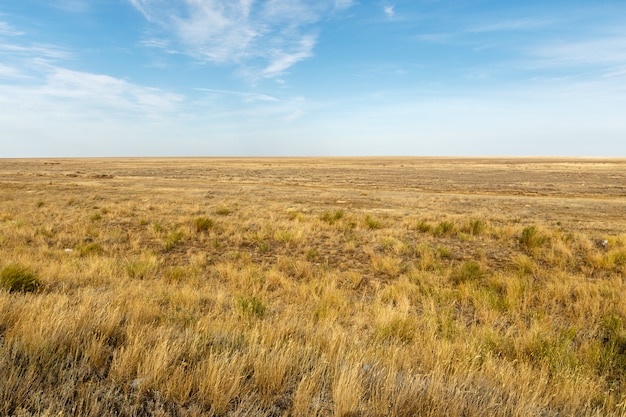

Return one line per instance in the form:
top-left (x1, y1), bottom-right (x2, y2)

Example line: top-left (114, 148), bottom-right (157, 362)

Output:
top-left (4, 157), bottom-right (626, 230)
top-left (1, 157), bottom-right (625, 416)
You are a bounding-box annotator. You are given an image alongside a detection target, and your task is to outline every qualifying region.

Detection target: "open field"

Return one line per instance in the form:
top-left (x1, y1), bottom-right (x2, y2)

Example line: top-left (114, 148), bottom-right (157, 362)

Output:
top-left (1, 157), bottom-right (626, 416)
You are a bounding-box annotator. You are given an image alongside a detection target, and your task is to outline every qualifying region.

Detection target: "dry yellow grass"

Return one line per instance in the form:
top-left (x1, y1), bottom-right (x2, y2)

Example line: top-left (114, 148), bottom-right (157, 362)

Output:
top-left (1, 157), bottom-right (625, 416)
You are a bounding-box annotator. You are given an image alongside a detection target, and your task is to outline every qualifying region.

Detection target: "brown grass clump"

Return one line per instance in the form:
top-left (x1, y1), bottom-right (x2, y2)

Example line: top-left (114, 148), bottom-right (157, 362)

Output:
top-left (1, 157), bottom-right (626, 416)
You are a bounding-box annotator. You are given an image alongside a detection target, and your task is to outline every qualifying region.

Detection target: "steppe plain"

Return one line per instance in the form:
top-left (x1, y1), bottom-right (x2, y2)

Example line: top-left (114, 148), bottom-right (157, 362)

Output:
top-left (1, 157), bottom-right (625, 416)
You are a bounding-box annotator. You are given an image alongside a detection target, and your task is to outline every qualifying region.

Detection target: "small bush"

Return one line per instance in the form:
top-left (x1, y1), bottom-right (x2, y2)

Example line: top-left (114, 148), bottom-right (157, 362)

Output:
top-left (1, 264), bottom-right (41, 293)
top-left (164, 230), bottom-right (184, 251)
top-left (321, 209), bottom-right (345, 224)
top-left (195, 217), bottom-right (214, 233)
top-left (435, 221), bottom-right (455, 235)
top-left (364, 215), bottom-right (382, 230)
top-left (236, 295), bottom-right (267, 319)
top-left (78, 242), bottom-right (103, 256)
top-left (453, 260), bottom-right (484, 284)
top-left (466, 219), bottom-right (486, 236)
top-left (215, 207), bottom-right (232, 216)
top-left (436, 246), bottom-right (452, 259)
top-left (521, 226), bottom-right (546, 251)
top-left (416, 220), bottom-right (431, 233)
top-left (151, 222), bottom-right (164, 233)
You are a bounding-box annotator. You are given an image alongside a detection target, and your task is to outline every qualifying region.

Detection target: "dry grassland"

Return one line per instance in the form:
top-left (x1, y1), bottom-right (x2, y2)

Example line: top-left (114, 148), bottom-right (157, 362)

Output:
top-left (1, 157), bottom-right (626, 416)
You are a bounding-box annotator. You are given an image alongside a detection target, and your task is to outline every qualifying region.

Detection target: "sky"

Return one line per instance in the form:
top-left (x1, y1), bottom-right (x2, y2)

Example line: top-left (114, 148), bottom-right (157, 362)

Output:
top-left (1, 0), bottom-right (626, 157)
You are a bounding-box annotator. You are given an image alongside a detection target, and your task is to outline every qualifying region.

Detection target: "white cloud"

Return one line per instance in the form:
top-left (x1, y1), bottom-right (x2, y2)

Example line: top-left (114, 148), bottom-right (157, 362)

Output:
top-left (468, 18), bottom-right (553, 33)
top-left (384, 5), bottom-right (394, 19)
top-left (0, 41), bottom-right (72, 60)
top-left (261, 34), bottom-right (316, 77)
top-left (0, 63), bottom-right (28, 79)
top-left (194, 88), bottom-right (278, 102)
top-left (127, 0), bottom-right (355, 78)
top-left (529, 35), bottom-right (626, 67)
top-left (0, 21), bottom-right (24, 36)
top-left (0, 63), bottom-right (184, 124)
top-left (52, 0), bottom-right (89, 13)
top-left (334, 0), bottom-right (356, 11)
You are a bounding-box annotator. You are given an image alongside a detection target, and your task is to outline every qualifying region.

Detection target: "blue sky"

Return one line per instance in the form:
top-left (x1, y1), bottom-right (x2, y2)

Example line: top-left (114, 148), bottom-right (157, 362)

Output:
top-left (1, 0), bottom-right (625, 157)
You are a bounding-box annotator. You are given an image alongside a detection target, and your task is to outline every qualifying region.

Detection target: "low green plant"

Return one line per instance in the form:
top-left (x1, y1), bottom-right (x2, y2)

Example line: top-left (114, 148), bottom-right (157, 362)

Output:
top-left (164, 230), bottom-right (184, 251)
top-left (416, 220), bottom-right (432, 233)
top-left (521, 226), bottom-right (546, 251)
top-left (435, 221), bottom-right (455, 235)
top-left (216, 207), bottom-right (232, 216)
top-left (195, 217), bottom-right (214, 232)
top-left (436, 246), bottom-right (452, 259)
top-left (364, 215), bottom-right (382, 230)
top-left (321, 209), bottom-right (345, 224)
top-left (236, 295), bottom-right (267, 319)
top-left (125, 258), bottom-right (160, 279)
top-left (78, 242), bottom-right (103, 256)
top-left (1, 264), bottom-right (41, 293)
top-left (274, 230), bottom-right (293, 243)
top-left (453, 260), bottom-right (484, 284)
top-left (466, 219), bottom-right (486, 236)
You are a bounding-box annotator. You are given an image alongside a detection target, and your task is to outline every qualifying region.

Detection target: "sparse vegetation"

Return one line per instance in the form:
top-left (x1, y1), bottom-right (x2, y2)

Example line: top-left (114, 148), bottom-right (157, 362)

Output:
top-left (435, 220), bottom-right (455, 235)
top-left (364, 214), bottom-right (382, 229)
top-left (1, 157), bottom-right (626, 416)
top-left (215, 206), bottom-right (232, 216)
top-left (0, 263), bottom-right (41, 293)
top-left (194, 216), bottom-right (214, 232)
top-left (521, 225), bottom-right (547, 251)
top-left (321, 209), bottom-right (344, 224)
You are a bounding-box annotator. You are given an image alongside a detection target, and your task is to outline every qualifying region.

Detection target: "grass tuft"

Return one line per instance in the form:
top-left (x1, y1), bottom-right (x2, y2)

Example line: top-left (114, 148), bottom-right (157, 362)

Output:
top-left (364, 214), bottom-right (383, 229)
top-left (435, 221), bottom-right (455, 235)
top-left (452, 260), bottom-right (484, 284)
top-left (1, 263), bottom-right (41, 293)
top-left (236, 295), bottom-right (267, 319)
top-left (194, 217), bottom-right (215, 232)
top-left (521, 225), bottom-right (546, 251)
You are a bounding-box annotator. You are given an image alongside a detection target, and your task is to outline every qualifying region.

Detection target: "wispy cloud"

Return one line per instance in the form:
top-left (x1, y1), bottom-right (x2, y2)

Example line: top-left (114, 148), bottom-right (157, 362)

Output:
top-left (529, 35), bottom-right (626, 67)
top-left (0, 63), bottom-right (28, 79)
top-left (0, 64), bottom-right (185, 136)
top-left (0, 21), bottom-right (24, 36)
top-left (0, 42), bottom-right (71, 60)
top-left (416, 33), bottom-right (454, 43)
top-left (195, 88), bottom-right (278, 102)
top-left (52, 0), bottom-right (89, 13)
top-left (128, 0), bottom-right (355, 79)
top-left (384, 5), bottom-right (395, 19)
top-left (468, 18), bottom-right (553, 33)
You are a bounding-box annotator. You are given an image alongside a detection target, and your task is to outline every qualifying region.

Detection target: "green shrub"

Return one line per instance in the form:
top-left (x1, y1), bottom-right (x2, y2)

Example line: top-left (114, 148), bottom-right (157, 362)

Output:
top-left (435, 221), bottom-right (455, 235)
top-left (521, 226), bottom-right (546, 251)
top-left (320, 210), bottom-right (344, 224)
top-left (416, 220), bottom-right (432, 233)
top-left (78, 242), bottom-right (103, 256)
top-left (453, 260), bottom-right (484, 284)
top-left (1, 264), bottom-right (41, 293)
top-left (165, 230), bottom-right (184, 251)
top-left (194, 217), bottom-right (214, 233)
top-left (215, 207), bottom-right (232, 216)
top-left (236, 295), bottom-right (267, 319)
top-left (466, 219), bottom-right (486, 236)
top-left (364, 215), bottom-right (382, 230)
